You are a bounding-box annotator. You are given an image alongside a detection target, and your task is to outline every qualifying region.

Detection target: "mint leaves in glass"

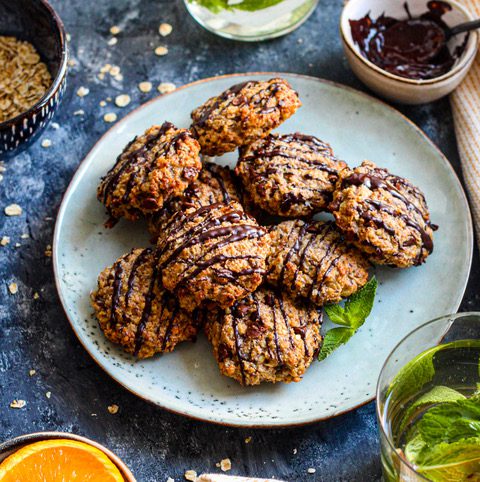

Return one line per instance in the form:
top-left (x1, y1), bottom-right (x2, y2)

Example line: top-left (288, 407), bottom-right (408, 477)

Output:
top-left (184, 0), bottom-right (318, 41)
top-left (377, 313), bottom-right (480, 482)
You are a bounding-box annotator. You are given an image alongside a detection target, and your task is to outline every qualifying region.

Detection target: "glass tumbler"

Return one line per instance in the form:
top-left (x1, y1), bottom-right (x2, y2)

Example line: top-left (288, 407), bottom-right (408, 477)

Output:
top-left (184, 0), bottom-right (319, 41)
top-left (376, 312), bottom-right (480, 481)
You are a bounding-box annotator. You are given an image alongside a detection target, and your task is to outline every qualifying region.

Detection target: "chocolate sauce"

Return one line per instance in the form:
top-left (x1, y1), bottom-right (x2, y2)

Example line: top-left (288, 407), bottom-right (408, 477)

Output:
top-left (343, 170), bottom-right (434, 257)
top-left (158, 202), bottom-right (267, 298)
top-left (350, 1), bottom-right (466, 80)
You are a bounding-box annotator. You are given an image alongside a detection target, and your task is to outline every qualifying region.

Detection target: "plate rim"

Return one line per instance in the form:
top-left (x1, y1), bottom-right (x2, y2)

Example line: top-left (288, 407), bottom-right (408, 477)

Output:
top-left (53, 72), bottom-right (474, 428)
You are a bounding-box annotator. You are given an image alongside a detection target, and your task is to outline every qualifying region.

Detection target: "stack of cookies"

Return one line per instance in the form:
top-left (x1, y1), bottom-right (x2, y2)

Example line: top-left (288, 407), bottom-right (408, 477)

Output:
top-left (91, 78), bottom-right (436, 386)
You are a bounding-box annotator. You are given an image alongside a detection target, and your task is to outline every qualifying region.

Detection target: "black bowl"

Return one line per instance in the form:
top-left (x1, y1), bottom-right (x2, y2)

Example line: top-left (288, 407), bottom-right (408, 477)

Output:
top-left (0, 0), bottom-right (68, 155)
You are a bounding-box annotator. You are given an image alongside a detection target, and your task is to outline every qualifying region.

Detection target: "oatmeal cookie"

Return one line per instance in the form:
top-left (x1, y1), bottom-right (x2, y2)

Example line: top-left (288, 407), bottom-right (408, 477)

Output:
top-left (157, 201), bottom-right (270, 311)
top-left (91, 248), bottom-right (198, 359)
top-left (204, 287), bottom-right (322, 386)
top-left (97, 122), bottom-right (201, 223)
top-left (330, 160), bottom-right (435, 267)
top-left (147, 161), bottom-right (242, 238)
top-left (236, 133), bottom-right (347, 217)
top-left (267, 220), bottom-right (370, 306)
top-left (190, 78), bottom-right (301, 156)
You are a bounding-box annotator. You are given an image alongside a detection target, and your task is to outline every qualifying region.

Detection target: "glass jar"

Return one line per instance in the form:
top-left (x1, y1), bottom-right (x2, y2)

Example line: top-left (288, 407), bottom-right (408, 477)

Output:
top-left (377, 312), bottom-right (480, 481)
top-left (184, 0), bottom-right (319, 41)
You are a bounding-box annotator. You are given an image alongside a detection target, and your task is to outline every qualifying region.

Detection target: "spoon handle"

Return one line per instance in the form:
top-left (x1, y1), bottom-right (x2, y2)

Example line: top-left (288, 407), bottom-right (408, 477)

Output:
top-left (449, 19), bottom-right (480, 37)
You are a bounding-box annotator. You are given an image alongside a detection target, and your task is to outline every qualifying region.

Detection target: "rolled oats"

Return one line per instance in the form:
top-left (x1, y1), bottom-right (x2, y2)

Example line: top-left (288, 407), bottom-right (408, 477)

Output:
top-left (155, 46), bottom-right (168, 56)
top-left (5, 204), bottom-right (22, 216)
top-left (139, 81), bottom-right (153, 93)
top-left (158, 82), bottom-right (176, 94)
top-left (159, 23), bottom-right (173, 37)
top-left (10, 399), bottom-right (26, 409)
top-left (104, 112), bottom-right (117, 123)
top-left (0, 36), bottom-right (52, 123)
top-left (115, 94), bottom-right (131, 107)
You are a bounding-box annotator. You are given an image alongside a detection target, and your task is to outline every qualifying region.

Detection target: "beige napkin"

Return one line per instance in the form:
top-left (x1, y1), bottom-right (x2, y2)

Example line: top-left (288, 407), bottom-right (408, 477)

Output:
top-left (451, 0), bottom-right (480, 247)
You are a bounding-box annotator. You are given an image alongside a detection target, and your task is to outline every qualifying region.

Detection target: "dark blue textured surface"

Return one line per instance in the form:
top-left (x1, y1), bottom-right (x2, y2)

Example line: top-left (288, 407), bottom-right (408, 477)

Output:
top-left (0, 1), bottom-right (478, 480)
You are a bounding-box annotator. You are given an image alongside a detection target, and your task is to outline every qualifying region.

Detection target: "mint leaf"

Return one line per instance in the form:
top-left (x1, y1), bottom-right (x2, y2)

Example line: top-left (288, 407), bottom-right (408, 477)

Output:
top-left (344, 276), bottom-right (377, 328)
top-left (317, 327), bottom-right (354, 361)
top-left (319, 277), bottom-right (377, 361)
top-left (233, 0), bottom-right (285, 11)
top-left (418, 397), bottom-right (480, 446)
top-left (404, 433), bottom-right (428, 463)
top-left (190, 0), bottom-right (229, 13)
top-left (415, 438), bottom-right (480, 481)
top-left (399, 386), bottom-right (466, 434)
top-left (324, 304), bottom-right (349, 326)
top-left (387, 347), bottom-right (436, 400)
top-left (189, 0), bottom-right (284, 12)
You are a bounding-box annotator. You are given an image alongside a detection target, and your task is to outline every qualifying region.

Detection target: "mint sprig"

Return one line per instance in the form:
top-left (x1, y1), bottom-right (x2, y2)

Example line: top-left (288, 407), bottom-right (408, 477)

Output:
top-left (414, 438), bottom-right (480, 481)
top-left (190, 0), bottom-right (285, 13)
top-left (318, 276), bottom-right (377, 361)
top-left (404, 394), bottom-right (480, 480)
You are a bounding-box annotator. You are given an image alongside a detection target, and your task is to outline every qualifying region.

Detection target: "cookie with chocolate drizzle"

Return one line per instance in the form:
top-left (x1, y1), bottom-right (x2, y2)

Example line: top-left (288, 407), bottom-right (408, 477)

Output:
top-left (190, 78), bottom-right (301, 156)
top-left (267, 220), bottom-right (370, 306)
top-left (91, 248), bottom-right (199, 359)
top-left (204, 287), bottom-right (322, 386)
top-left (97, 122), bottom-right (201, 224)
top-left (330, 160), bottom-right (436, 267)
top-left (236, 133), bottom-right (347, 217)
top-left (157, 201), bottom-right (270, 312)
top-left (147, 162), bottom-right (243, 238)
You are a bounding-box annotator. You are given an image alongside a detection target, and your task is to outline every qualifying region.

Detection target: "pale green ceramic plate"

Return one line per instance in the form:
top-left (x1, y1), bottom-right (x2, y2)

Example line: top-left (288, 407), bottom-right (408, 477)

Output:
top-left (53, 73), bottom-right (473, 427)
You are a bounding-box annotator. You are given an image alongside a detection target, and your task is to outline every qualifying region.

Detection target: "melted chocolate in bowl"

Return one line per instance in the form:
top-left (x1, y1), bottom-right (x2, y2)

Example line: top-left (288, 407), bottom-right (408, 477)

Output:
top-left (349, 1), bottom-right (468, 80)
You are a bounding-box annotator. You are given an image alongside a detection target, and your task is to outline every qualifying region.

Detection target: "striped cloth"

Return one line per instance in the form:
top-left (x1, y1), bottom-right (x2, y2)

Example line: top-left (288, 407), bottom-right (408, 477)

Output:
top-left (451, 0), bottom-right (480, 247)
top-left (198, 475), bottom-right (284, 482)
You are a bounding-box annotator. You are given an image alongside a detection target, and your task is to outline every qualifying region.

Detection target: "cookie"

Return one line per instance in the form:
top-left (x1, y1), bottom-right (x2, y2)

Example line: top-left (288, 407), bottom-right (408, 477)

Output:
top-left (97, 122), bottom-right (201, 224)
top-left (204, 287), bottom-right (322, 386)
top-left (190, 78), bottom-right (301, 156)
top-left (236, 133), bottom-right (347, 217)
top-left (330, 160), bottom-right (436, 267)
top-left (91, 248), bottom-right (199, 359)
top-left (267, 220), bottom-right (370, 306)
top-left (147, 161), bottom-right (242, 238)
top-left (157, 201), bottom-right (270, 311)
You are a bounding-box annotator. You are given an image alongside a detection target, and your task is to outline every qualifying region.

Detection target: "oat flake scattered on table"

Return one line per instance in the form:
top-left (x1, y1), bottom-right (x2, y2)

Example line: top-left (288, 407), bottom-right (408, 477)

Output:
top-left (155, 46), bottom-right (168, 56)
top-left (185, 470), bottom-right (197, 481)
top-left (107, 404), bottom-right (119, 414)
top-left (138, 81), bottom-right (152, 93)
top-left (159, 23), bottom-right (173, 37)
top-left (8, 282), bottom-right (18, 295)
top-left (76, 86), bottom-right (89, 97)
top-left (115, 94), bottom-right (131, 107)
top-left (158, 82), bottom-right (176, 94)
top-left (0, 36), bottom-right (52, 123)
top-left (10, 399), bottom-right (26, 409)
top-left (104, 112), bottom-right (117, 123)
top-left (4, 204), bottom-right (22, 216)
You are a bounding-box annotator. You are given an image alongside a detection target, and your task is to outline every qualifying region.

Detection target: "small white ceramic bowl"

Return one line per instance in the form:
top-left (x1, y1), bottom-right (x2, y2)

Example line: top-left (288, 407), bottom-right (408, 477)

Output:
top-left (341, 0), bottom-right (479, 104)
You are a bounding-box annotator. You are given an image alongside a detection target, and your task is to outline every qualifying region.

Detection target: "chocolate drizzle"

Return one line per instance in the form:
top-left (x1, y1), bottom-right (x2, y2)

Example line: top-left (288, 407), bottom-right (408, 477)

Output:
top-left (103, 248), bottom-right (188, 357)
top-left (272, 220), bottom-right (341, 305)
top-left (342, 168), bottom-right (434, 258)
top-left (237, 133), bottom-right (345, 215)
top-left (158, 202), bottom-right (267, 302)
top-left (133, 254), bottom-right (160, 356)
top-left (98, 122), bottom-right (196, 222)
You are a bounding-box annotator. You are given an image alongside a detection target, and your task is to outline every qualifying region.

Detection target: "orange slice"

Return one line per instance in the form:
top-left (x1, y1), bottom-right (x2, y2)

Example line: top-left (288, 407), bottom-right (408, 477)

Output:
top-left (0, 439), bottom-right (125, 482)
